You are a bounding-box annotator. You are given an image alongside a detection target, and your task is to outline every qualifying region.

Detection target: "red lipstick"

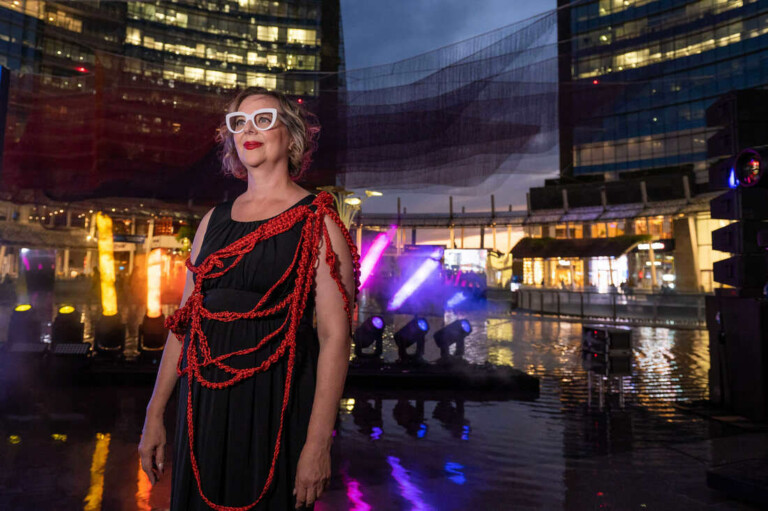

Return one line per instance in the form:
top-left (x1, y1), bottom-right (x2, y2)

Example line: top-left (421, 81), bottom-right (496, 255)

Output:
top-left (244, 141), bottom-right (263, 150)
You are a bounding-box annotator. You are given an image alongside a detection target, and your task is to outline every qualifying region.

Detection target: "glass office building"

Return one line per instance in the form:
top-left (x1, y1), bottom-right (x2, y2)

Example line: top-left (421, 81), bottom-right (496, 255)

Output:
top-left (0, 0), bottom-right (331, 96)
top-left (559, 0), bottom-right (768, 184)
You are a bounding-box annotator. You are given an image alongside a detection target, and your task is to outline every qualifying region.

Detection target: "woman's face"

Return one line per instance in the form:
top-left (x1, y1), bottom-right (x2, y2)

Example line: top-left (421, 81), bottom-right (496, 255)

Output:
top-left (232, 94), bottom-right (293, 172)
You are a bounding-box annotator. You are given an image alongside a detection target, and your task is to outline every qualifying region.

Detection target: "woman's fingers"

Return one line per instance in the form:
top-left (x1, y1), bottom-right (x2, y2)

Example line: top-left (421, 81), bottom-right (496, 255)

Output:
top-left (295, 483), bottom-right (319, 509)
top-left (139, 452), bottom-right (156, 485)
top-left (154, 444), bottom-right (165, 476)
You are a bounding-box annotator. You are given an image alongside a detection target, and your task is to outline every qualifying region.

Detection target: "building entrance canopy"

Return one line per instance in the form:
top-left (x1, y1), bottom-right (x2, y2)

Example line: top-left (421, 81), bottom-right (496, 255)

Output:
top-left (510, 235), bottom-right (649, 259)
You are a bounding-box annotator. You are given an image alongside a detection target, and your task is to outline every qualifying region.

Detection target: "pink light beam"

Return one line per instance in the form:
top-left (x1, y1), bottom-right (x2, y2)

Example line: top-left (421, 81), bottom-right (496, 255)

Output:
top-left (359, 226), bottom-right (397, 289)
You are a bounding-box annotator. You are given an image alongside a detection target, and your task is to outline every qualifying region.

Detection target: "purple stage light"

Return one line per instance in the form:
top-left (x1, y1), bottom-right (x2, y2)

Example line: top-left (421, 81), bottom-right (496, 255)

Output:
top-left (446, 291), bottom-right (467, 308)
top-left (387, 248), bottom-right (443, 311)
top-left (387, 456), bottom-right (433, 511)
top-left (417, 318), bottom-right (429, 331)
top-left (460, 319), bottom-right (471, 333)
top-left (359, 226), bottom-right (397, 288)
top-left (371, 316), bottom-right (384, 329)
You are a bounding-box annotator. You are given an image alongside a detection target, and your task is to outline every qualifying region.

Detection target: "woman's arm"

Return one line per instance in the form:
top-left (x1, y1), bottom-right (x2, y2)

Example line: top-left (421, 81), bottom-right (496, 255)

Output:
top-left (294, 214), bottom-right (356, 508)
top-left (139, 207), bottom-right (214, 484)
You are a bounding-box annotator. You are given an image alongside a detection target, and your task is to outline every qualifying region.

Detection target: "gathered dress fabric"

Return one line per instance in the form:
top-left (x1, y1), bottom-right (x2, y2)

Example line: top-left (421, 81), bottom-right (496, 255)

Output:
top-left (166, 192), bottom-right (359, 511)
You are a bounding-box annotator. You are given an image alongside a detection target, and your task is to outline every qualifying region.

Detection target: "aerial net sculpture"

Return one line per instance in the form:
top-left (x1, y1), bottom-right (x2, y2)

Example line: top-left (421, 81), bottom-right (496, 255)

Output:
top-left (2, 0), bottom-right (732, 199)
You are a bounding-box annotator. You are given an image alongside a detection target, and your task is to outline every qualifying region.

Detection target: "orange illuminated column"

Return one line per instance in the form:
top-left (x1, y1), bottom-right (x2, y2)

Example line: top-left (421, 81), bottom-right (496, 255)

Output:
top-left (96, 212), bottom-right (118, 316)
top-left (146, 248), bottom-right (162, 318)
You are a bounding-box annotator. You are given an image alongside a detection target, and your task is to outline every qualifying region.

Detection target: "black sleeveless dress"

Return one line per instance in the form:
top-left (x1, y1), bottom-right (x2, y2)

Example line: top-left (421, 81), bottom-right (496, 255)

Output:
top-left (170, 194), bottom-right (318, 511)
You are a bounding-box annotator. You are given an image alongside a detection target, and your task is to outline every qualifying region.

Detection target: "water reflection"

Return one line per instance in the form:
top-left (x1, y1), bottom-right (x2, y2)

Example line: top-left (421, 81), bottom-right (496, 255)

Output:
top-left (0, 302), bottom-right (748, 510)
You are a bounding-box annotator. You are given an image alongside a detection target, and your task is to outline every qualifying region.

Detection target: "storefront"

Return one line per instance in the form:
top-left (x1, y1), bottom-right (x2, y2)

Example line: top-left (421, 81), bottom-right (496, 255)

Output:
top-left (511, 236), bottom-right (647, 290)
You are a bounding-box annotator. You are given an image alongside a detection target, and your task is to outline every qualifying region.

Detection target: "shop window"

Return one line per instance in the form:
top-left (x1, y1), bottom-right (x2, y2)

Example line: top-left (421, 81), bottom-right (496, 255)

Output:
top-left (606, 221), bottom-right (624, 237)
top-left (571, 224), bottom-right (584, 239)
top-left (526, 225), bottom-right (543, 238)
top-left (648, 216), bottom-right (664, 237)
top-left (590, 223), bottom-right (607, 238)
top-left (634, 218), bottom-right (648, 235)
top-left (555, 224), bottom-right (568, 239)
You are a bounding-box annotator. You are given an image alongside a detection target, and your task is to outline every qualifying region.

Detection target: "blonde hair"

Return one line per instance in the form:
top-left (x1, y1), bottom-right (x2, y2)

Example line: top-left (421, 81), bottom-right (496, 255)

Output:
top-left (216, 87), bottom-right (320, 181)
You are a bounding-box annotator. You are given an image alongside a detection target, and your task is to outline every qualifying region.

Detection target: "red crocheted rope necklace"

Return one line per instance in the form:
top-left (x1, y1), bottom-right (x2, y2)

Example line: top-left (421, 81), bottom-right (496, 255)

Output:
top-left (165, 191), bottom-right (360, 511)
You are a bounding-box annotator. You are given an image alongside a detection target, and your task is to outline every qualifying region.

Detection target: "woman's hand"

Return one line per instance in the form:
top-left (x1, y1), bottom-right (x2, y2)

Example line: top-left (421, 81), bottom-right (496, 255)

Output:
top-left (138, 412), bottom-right (166, 485)
top-left (293, 440), bottom-right (332, 508)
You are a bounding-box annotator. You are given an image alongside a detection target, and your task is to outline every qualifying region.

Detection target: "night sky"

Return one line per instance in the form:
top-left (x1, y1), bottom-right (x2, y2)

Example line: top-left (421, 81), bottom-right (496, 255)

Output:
top-left (339, 0), bottom-right (557, 215)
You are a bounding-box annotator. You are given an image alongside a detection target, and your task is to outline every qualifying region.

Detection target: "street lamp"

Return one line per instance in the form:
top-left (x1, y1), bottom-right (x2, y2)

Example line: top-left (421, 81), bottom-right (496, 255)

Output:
top-left (317, 186), bottom-right (381, 230)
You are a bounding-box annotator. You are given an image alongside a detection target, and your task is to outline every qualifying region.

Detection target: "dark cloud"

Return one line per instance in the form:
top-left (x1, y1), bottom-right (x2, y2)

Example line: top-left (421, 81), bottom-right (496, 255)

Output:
top-left (340, 0), bottom-right (553, 70)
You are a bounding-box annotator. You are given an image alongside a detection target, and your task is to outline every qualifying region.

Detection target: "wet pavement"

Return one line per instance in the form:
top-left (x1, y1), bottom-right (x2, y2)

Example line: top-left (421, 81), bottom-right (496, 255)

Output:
top-left (0, 301), bottom-right (765, 510)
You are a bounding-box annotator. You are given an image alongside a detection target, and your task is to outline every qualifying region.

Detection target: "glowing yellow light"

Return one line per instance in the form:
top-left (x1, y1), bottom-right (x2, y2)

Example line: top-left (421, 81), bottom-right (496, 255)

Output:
top-left (58, 305), bottom-right (75, 314)
top-left (96, 213), bottom-right (118, 316)
top-left (344, 197), bottom-right (362, 206)
top-left (8, 435), bottom-right (21, 444)
top-left (14, 304), bottom-right (31, 312)
top-left (147, 248), bottom-right (163, 319)
top-left (365, 190), bottom-right (383, 197)
top-left (83, 433), bottom-right (111, 511)
top-left (51, 433), bottom-right (68, 442)
top-left (136, 453), bottom-right (152, 510)
top-left (339, 398), bottom-right (355, 413)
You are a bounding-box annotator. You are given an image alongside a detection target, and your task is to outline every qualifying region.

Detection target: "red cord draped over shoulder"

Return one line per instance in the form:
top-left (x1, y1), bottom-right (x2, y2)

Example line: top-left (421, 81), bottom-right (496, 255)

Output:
top-left (164, 191), bottom-right (360, 511)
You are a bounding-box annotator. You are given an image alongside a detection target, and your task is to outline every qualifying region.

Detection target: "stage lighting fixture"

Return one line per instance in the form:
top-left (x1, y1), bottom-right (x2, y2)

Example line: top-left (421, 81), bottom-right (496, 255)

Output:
top-left (94, 314), bottom-right (125, 356)
top-left (354, 315), bottom-right (385, 358)
top-left (52, 305), bottom-right (84, 344)
top-left (393, 316), bottom-right (429, 362)
top-left (434, 319), bottom-right (471, 360)
top-left (138, 313), bottom-right (167, 356)
top-left (728, 148), bottom-right (766, 188)
top-left (7, 303), bottom-right (41, 346)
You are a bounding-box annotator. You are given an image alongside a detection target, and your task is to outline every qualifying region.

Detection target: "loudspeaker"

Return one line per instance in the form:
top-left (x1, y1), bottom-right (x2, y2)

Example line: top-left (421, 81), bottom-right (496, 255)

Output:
top-left (706, 295), bottom-right (768, 421)
top-left (712, 255), bottom-right (768, 289)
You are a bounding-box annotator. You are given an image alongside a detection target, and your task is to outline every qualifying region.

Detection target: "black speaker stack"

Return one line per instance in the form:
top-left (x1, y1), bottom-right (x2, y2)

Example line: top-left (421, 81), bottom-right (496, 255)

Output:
top-left (705, 89), bottom-right (768, 421)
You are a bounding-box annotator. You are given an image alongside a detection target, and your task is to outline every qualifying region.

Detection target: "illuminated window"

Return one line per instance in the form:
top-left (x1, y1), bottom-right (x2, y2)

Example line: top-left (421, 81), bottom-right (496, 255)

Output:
top-left (286, 54), bottom-right (316, 70)
top-left (291, 79), bottom-right (316, 96)
top-left (144, 36), bottom-right (163, 51)
top-left (590, 223), bottom-right (607, 238)
top-left (47, 9), bottom-right (82, 33)
top-left (247, 52), bottom-right (267, 66)
top-left (205, 70), bottom-right (237, 87)
top-left (258, 25), bottom-right (279, 42)
top-left (606, 221), bottom-right (625, 237)
top-left (267, 54), bottom-right (279, 67)
top-left (125, 27), bottom-right (141, 45)
top-left (287, 28), bottom-right (316, 45)
top-left (247, 72), bottom-right (276, 89)
top-left (184, 66), bottom-right (204, 82)
top-left (555, 224), bottom-right (567, 239)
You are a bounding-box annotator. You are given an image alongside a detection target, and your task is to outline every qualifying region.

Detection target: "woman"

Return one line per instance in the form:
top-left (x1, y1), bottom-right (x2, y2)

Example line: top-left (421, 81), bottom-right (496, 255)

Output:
top-left (138, 86), bottom-right (360, 510)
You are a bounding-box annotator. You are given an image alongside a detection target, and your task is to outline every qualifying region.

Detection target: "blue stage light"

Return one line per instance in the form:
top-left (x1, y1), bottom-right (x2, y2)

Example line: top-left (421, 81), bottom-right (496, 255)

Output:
top-left (417, 318), bottom-right (429, 332)
top-left (434, 320), bottom-right (472, 360)
top-left (354, 315), bottom-right (386, 359)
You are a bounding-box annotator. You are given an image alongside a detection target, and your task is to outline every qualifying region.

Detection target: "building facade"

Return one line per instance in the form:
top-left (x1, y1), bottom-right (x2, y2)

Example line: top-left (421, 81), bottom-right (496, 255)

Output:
top-left (519, 0), bottom-right (768, 293)
top-left (0, 0), bottom-right (342, 281)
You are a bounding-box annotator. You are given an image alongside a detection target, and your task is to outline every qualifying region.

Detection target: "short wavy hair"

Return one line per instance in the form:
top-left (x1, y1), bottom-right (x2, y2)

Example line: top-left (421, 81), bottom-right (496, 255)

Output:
top-left (216, 87), bottom-right (320, 181)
